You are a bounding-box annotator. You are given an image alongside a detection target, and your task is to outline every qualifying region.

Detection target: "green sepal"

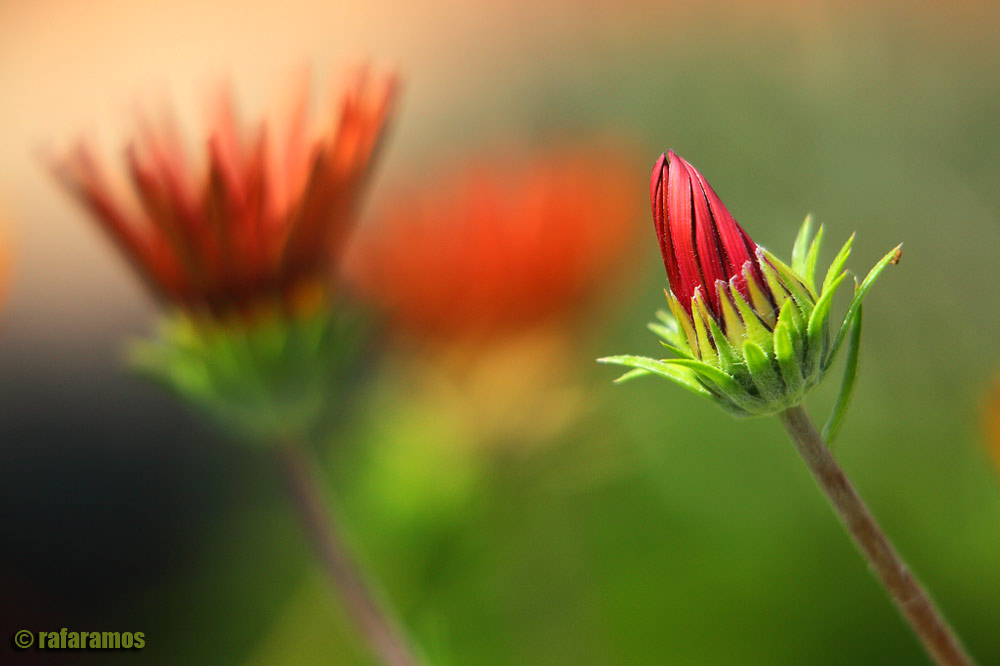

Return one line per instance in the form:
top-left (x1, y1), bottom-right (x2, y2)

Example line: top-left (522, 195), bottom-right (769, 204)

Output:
top-left (597, 355), bottom-right (713, 399)
top-left (654, 309), bottom-right (674, 326)
top-left (791, 214), bottom-right (814, 276)
top-left (759, 248), bottom-right (816, 313)
top-left (665, 289), bottom-right (699, 356)
top-left (715, 281), bottom-right (747, 351)
top-left (822, 305), bottom-right (863, 444)
top-left (774, 321), bottom-right (805, 402)
top-left (691, 289), bottom-right (719, 366)
top-left (704, 302), bottom-right (740, 369)
top-left (779, 289), bottom-right (807, 347)
top-left (648, 321), bottom-right (674, 342)
top-left (651, 310), bottom-right (690, 352)
top-left (822, 233), bottom-right (854, 295)
top-left (613, 368), bottom-right (652, 384)
top-left (824, 244), bottom-right (902, 370)
top-left (757, 256), bottom-right (793, 311)
top-left (743, 264), bottom-right (779, 326)
top-left (803, 224), bottom-right (825, 297)
top-left (806, 269), bottom-right (848, 377)
top-left (729, 280), bottom-right (773, 348)
top-left (742, 340), bottom-right (782, 402)
top-left (662, 358), bottom-right (765, 413)
top-left (775, 299), bottom-right (804, 365)
top-left (129, 309), bottom-right (367, 443)
top-left (658, 339), bottom-right (692, 359)
top-left (648, 323), bottom-right (691, 359)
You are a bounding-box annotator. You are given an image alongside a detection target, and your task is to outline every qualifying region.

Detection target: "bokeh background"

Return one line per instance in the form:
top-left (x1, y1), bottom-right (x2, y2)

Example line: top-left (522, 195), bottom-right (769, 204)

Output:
top-left (2, 0), bottom-right (1000, 664)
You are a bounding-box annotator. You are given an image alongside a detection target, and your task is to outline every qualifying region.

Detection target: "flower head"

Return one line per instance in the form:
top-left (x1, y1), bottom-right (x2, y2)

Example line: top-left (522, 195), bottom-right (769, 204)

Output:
top-left (602, 150), bottom-right (901, 419)
top-left (53, 66), bottom-right (398, 324)
top-left (345, 147), bottom-right (638, 343)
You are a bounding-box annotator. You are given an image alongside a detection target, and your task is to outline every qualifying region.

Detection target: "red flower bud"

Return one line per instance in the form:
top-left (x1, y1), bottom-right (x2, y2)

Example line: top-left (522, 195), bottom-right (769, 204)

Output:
top-left (650, 150), bottom-right (767, 319)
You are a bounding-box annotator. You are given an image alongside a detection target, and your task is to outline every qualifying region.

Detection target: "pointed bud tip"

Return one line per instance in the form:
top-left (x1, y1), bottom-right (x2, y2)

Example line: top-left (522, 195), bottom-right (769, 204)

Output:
top-left (650, 152), bottom-right (668, 200)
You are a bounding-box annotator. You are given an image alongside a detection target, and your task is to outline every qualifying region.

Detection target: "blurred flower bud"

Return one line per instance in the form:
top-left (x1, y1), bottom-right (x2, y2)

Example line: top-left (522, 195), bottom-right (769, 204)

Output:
top-left (51, 66), bottom-right (400, 440)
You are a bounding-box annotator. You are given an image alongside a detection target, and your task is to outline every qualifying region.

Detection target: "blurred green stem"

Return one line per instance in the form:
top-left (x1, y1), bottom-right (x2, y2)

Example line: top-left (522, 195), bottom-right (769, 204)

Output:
top-left (778, 405), bottom-right (975, 666)
top-left (277, 438), bottom-right (425, 666)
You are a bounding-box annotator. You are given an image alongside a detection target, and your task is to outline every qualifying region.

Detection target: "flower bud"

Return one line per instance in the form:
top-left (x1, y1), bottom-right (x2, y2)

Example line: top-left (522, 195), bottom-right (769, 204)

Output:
top-left (602, 151), bottom-right (901, 418)
top-left (650, 150), bottom-right (767, 321)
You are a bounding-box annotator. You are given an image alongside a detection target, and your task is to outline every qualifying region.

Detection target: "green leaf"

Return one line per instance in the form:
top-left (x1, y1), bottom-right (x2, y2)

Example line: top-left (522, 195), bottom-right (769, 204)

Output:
top-left (791, 214), bottom-right (814, 275)
top-left (825, 244), bottom-right (901, 369)
top-left (822, 233), bottom-right (854, 295)
top-left (597, 355), bottom-right (713, 398)
top-left (822, 306), bottom-right (863, 445)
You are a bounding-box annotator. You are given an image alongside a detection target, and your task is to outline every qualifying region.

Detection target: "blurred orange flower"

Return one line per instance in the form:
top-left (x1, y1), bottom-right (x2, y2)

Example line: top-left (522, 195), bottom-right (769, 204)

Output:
top-left (345, 146), bottom-right (639, 343)
top-left (985, 376), bottom-right (1000, 470)
top-left (345, 145), bottom-right (640, 450)
top-left (53, 66), bottom-right (398, 323)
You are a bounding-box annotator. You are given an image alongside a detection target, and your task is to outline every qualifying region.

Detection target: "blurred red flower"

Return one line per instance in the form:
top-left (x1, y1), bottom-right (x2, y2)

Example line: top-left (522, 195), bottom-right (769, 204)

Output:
top-left (53, 66), bottom-right (398, 323)
top-left (345, 146), bottom-right (640, 343)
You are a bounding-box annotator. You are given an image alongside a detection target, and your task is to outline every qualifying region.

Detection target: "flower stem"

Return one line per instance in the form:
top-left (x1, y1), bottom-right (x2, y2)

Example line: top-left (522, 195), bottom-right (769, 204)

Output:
top-left (778, 405), bottom-right (975, 666)
top-left (276, 437), bottom-right (425, 666)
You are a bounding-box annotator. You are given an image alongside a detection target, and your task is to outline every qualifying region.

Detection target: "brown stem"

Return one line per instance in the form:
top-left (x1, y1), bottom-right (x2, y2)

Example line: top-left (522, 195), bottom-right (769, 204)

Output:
top-left (778, 404), bottom-right (975, 666)
top-left (276, 438), bottom-right (425, 666)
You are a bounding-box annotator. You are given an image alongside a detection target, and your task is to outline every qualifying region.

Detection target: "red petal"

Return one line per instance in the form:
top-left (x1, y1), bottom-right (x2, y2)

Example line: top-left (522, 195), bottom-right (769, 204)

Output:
top-left (690, 166), bottom-right (763, 294)
top-left (677, 156), bottom-right (726, 316)
top-left (664, 150), bottom-right (703, 313)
